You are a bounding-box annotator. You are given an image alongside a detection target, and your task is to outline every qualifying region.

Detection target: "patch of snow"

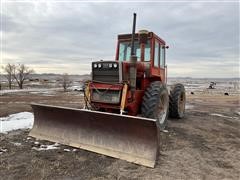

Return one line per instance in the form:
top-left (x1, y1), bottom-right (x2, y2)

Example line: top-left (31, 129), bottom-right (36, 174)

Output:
top-left (0, 148), bottom-right (7, 153)
top-left (29, 82), bottom-right (41, 85)
top-left (43, 94), bottom-right (55, 96)
top-left (63, 149), bottom-right (71, 152)
top-left (32, 143), bottom-right (60, 151)
top-left (12, 142), bottom-right (22, 146)
top-left (185, 104), bottom-right (194, 110)
top-left (210, 113), bottom-right (234, 119)
top-left (0, 112), bottom-right (33, 134)
top-left (0, 88), bottom-right (61, 96)
top-left (29, 91), bottom-right (56, 96)
top-left (162, 129), bottom-right (169, 133)
top-left (34, 142), bottom-right (40, 145)
top-left (235, 112), bottom-right (240, 116)
top-left (7, 101), bottom-right (26, 104)
top-left (27, 137), bottom-right (32, 140)
top-left (72, 149), bottom-right (77, 152)
top-left (29, 92), bottom-right (41, 94)
top-left (69, 85), bottom-right (83, 91)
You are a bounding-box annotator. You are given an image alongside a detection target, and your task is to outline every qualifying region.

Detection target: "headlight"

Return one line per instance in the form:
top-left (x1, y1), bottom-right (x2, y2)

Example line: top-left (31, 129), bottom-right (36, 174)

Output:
top-left (113, 63), bottom-right (118, 68)
top-left (108, 63), bottom-right (113, 68)
top-left (98, 63), bottom-right (102, 68)
top-left (93, 63), bottom-right (98, 68)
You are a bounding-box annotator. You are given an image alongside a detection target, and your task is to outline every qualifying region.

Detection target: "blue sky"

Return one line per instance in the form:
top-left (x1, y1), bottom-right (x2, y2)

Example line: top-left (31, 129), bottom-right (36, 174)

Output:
top-left (1, 1), bottom-right (239, 77)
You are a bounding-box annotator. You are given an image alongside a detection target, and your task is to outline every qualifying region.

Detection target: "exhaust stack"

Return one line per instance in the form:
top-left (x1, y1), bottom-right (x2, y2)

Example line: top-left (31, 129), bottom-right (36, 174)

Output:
top-left (130, 13), bottom-right (137, 56)
top-left (130, 13), bottom-right (137, 91)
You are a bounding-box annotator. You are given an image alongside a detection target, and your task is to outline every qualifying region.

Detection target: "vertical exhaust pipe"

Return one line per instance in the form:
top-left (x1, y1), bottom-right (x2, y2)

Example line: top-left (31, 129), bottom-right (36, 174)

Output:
top-left (130, 13), bottom-right (137, 91)
top-left (130, 13), bottom-right (137, 56)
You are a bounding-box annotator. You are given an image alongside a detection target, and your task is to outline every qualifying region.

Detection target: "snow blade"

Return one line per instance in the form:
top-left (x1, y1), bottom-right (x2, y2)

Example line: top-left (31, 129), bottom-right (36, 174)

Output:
top-left (29, 103), bottom-right (159, 167)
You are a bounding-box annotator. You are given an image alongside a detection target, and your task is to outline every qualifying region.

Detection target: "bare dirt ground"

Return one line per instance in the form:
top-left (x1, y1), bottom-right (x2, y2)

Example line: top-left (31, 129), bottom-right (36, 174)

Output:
top-left (0, 90), bottom-right (240, 180)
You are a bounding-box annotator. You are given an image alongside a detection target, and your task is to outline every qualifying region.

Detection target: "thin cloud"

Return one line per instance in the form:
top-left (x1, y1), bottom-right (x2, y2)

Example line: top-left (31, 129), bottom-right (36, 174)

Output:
top-left (1, 2), bottom-right (239, 77)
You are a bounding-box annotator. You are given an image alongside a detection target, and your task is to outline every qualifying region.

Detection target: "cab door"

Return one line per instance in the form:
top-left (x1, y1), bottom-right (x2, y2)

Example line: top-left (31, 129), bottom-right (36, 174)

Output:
top-left (159, 43), bottom-right (166, 82)
top-left (151, 39), bottom-right (166, 82)
top-left (151, 39), bottom-right (160, 76)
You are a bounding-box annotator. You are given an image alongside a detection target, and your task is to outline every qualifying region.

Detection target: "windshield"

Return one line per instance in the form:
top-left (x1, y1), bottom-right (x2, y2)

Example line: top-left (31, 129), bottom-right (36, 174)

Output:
top-left (119, 40), bottom-right (151, 61)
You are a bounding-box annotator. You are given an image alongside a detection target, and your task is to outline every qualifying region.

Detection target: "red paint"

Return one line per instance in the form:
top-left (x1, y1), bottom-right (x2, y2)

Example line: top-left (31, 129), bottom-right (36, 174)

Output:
top-left (90, 82), bottom-right (122, 90)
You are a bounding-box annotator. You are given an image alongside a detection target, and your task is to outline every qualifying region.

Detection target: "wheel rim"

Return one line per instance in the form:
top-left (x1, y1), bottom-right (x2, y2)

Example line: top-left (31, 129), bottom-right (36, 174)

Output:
top-left (178, 92), bottom-right (186, 116)
top-left (156, 92), bottom-right (168, 124)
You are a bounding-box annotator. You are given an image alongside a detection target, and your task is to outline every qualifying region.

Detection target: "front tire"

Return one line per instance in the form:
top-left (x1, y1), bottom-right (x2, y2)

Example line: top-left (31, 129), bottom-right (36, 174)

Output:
top-left (141, 81), bottom-right (169, 130)
top-left (169, 83), bottom-right (186, 119)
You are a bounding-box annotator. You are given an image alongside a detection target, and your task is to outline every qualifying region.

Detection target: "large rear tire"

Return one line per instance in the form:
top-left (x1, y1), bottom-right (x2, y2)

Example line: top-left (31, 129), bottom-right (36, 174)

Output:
top-left (169, 83), bottom-right (186, 119)
top-left (141, 81), bottom-right (169, 130)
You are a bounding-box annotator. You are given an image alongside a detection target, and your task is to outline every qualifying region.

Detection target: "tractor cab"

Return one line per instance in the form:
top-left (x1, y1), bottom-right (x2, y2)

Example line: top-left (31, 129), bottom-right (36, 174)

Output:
top-left (116, 30), bottom-right (168, 82)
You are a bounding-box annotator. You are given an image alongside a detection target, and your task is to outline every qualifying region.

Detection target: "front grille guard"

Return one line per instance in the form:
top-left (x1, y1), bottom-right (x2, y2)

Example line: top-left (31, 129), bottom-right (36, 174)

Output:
top-left (83, 81), bottom-right (125, 110)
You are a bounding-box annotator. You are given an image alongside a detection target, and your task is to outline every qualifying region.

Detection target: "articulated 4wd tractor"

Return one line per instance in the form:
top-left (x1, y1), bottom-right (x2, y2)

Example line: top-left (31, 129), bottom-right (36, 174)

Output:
top-left (30, 13), bottom-right (186, 168)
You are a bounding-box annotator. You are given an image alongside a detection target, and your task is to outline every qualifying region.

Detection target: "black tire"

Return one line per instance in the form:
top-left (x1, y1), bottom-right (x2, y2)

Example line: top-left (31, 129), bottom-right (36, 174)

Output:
top-left (169, 83), bottom-right (186, 119)
top-left (141, 81), bottom-right (169, 130)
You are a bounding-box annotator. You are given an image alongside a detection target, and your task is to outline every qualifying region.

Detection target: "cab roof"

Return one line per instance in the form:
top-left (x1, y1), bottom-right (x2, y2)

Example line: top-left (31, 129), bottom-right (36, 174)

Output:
top-left (118, 31), bottom-right (166, 45)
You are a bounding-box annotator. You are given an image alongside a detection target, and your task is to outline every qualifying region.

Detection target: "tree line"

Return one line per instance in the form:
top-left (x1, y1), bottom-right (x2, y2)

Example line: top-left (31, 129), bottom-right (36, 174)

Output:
top-left (2, 63), bottom-right (34, 90)
top-left (1, 63), bottom-right (72, 91)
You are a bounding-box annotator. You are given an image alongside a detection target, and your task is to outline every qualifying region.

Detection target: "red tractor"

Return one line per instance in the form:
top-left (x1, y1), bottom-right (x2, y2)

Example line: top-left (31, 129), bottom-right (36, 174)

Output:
top-left (86, 13), bottom-right (185, 128)
top-left (30, 13), bottom-right (186, 168)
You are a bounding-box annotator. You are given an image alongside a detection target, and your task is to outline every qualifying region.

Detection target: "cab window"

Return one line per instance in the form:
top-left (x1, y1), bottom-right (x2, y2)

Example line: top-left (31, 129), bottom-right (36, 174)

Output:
top-left (144, 40), bottom-right (151, 61)
top-left (119, 41), bottom-right (140, 61)
top-left (154, 41), bottom-right (159, 67)
top-left (160, 45), bottom-right (165, 67)
top-left (119, 40), bottom-right (151, 61)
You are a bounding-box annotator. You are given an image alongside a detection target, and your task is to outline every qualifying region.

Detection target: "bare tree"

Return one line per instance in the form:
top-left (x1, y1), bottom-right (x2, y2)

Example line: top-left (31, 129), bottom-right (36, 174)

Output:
top-left (13, 64), bottom-right (34, 89)
top-left (3, 63), bottom-right (15, 89)
top-left (62, 73), bottom-right (71, 92)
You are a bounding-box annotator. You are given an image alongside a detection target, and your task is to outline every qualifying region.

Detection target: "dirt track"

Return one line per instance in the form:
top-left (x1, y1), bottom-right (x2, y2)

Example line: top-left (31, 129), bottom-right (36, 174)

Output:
top-left (0, 91), bottom-right (240, 180)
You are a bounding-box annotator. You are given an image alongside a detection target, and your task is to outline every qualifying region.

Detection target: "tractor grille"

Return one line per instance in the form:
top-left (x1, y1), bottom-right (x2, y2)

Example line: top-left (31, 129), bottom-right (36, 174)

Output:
top-left (92, 89), bottom-right (121, 104)
top-left (92, 61), bottom-right (121, 83)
